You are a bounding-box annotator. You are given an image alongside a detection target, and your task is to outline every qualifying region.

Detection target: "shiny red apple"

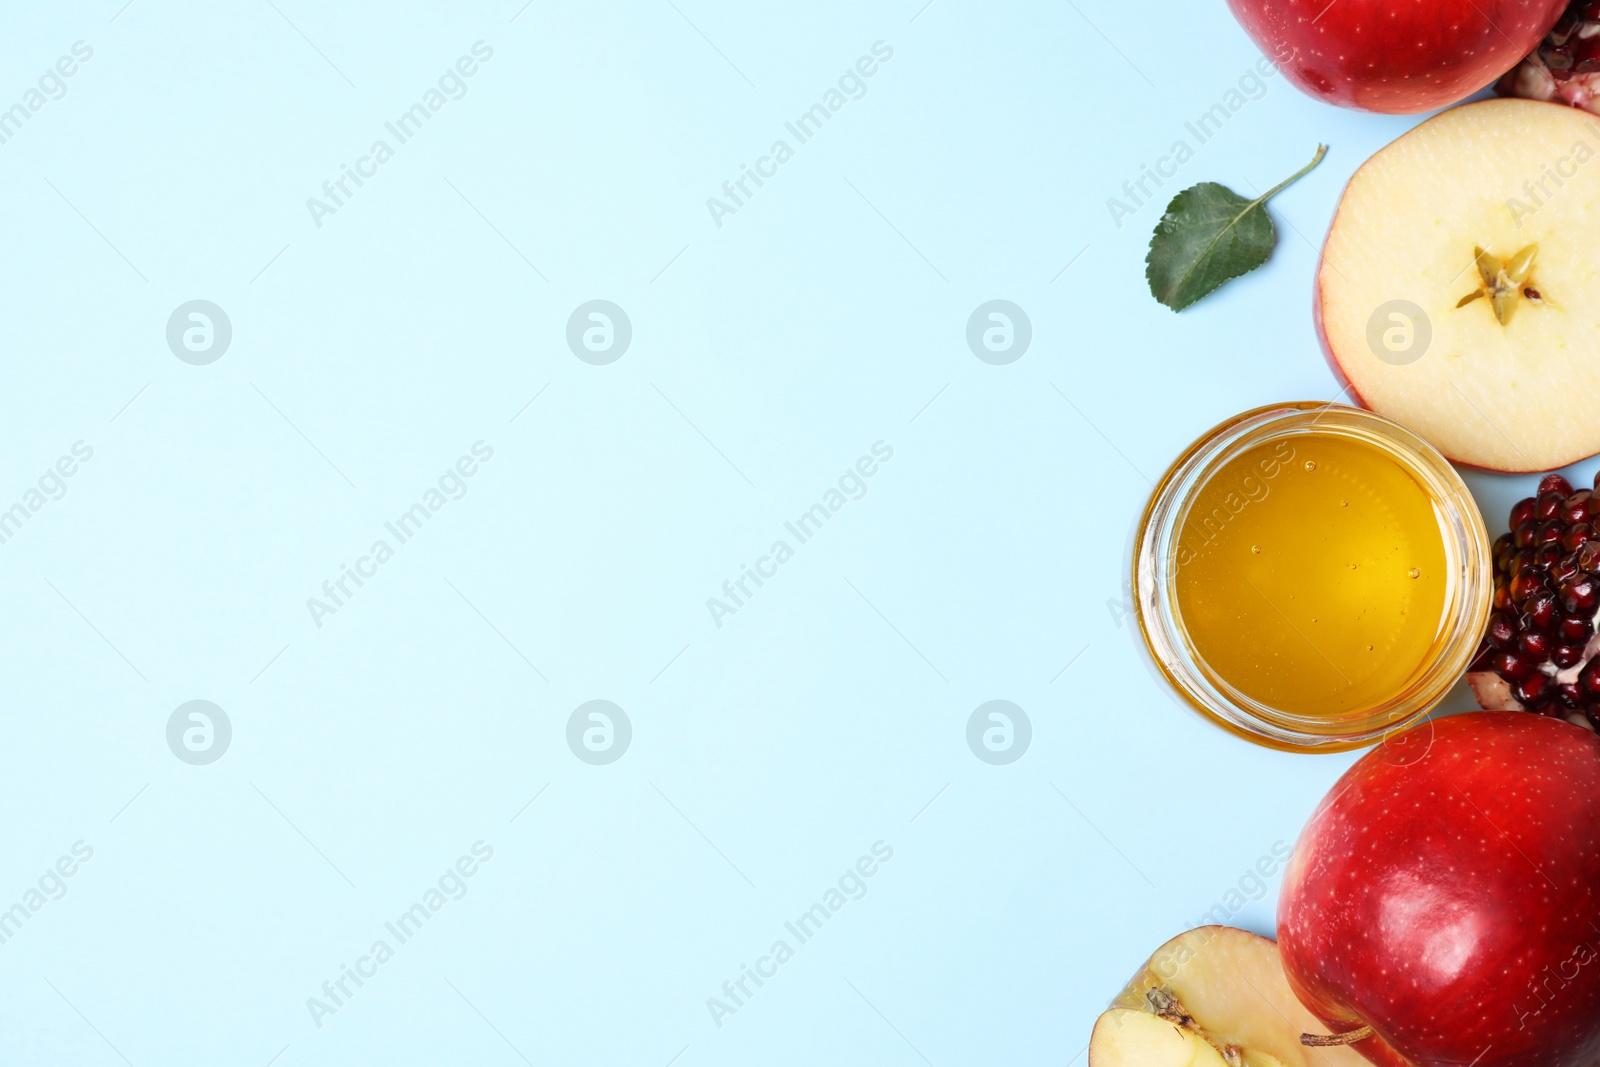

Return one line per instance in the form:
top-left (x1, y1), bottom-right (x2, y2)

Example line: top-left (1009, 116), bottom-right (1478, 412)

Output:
top-left (1278, 713), bottom-right (1600, 1067)
top-left (1225, 0), bottom-right (1568, 113)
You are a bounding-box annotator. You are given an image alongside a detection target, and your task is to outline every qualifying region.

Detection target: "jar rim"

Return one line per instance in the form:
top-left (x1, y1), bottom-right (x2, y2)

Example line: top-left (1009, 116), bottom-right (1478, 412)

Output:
top-left (1133, 402), bottom-right (1493, 752)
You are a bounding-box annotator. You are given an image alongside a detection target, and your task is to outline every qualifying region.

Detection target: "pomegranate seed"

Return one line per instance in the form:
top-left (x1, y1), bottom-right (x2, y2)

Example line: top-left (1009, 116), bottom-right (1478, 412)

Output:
top-left (1576, 36), bottom-right (1600, 73)
top-left (1565, 523), bottom-right (1596, 552)
top-left (1554, 644), bottom-right (1586, 669)
top-left (1537, 491), bottom-right (1566, 520)
top-left (1512, 571), bottom-right (1549, 602)
top-left (1554, 556), bottom-right (1584, 585)
top-left (1558, 613), bottom-right (1594, 644)
top-left (1538, 520), bottom-right (1567, 546)
top-left (1511, 497), bottom-right (1537, 527)
top-left (1580, 542), bottom-right (1600, 574)
top-left (1494, 649), bottom-right (1537, 681)
top-left (1521, 631), bottom-right (1552, 661)
top-left (1561, 576), bottom-right (1600, 615)
top-left (1581, 658), bottom-right (1600, 696)
top-left (1565, 491), bottom-right (1595, 523)
top-left (1495, 585), bottom-right (1514, 611)
top-left (1527, 700), bottom-right (1568, 718)
top-left (1537, 543), bottom-right (1566, 569)
top-left (1488, 613), bottom-right (1519, 648)
top-left (1516, 520), bottom-right (1540, 549)
top-left (1545, 42), bottom-right (1577, 70)
top-left (1526, 592), bottom-right (1560, 629)
top-left (1540, 475), bottom-right (1574, 498)
top-left (1558, 681), bottom-right (1586, 707)
top-left (1588, 705), bottom-right (1600, 732)
top-left (1515, 672), bottom-right (1554, 705)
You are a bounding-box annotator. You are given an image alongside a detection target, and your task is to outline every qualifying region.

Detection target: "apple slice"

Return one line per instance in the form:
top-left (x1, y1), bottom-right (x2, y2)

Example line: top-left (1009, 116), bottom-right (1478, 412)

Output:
top-left (1091, 1009), bottom-right (1236, 1067)
top-left (1318, 98), bottom-right (1600, 471)
top-left (1089, 927), bottom-right (1370, 1067)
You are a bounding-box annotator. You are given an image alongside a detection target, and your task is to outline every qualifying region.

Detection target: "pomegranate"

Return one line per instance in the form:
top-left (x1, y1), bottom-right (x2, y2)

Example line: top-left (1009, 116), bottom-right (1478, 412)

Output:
top-left (1497, 0), bottom-right (1600, 112)
top-left (1467, 472), bottom-right (1600, 727)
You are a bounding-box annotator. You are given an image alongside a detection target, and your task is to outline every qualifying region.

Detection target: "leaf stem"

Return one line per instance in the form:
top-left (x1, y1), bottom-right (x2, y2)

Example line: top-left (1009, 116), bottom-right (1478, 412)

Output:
top-left (1257, 144), bottom-right (1328, 205)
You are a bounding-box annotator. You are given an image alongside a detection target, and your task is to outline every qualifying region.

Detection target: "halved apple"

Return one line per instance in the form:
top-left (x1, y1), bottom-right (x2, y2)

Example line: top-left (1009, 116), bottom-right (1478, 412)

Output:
top-left (1089, 927), bottom-right (1371, 1067)
top-left (1318, 98), bottom-right (1600, 471)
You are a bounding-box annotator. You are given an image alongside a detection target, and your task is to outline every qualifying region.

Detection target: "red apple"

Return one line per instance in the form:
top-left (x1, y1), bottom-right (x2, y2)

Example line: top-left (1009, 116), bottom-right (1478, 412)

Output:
top-left (1225, 0), bottom-right (1567, 113)
top-left (1278, 712), bottom-right (1600, 1067)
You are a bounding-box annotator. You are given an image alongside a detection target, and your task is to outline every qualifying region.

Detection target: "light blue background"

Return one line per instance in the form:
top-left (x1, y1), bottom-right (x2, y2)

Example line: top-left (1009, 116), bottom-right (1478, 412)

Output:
top-left (0, 1), bottom-right (1562, 1064)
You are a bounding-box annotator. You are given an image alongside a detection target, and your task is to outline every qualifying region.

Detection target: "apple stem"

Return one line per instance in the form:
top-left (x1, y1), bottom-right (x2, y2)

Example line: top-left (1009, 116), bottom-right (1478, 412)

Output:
top-left (1300, 1024), bottom-right (1373, 1047)
top-left (1257, 144), bottom-right (1328, 205)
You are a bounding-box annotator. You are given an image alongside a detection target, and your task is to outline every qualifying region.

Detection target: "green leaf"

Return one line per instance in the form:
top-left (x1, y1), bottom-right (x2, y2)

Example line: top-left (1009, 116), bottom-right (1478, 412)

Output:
top-left (1146, 145), bottom-right (1327, 312)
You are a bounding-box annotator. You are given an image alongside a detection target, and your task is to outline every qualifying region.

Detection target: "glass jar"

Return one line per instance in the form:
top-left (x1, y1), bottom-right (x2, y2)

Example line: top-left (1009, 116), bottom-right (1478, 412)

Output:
top-left (1134, 402), bottom-right (1493, 752)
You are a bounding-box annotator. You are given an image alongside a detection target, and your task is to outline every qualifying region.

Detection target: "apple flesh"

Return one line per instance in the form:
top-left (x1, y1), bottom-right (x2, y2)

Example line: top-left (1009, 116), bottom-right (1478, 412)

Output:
top-left (1225, 0), bottom-right (1566, 113)
top-left (1278, 712), bottom-right (1600, 1067)
top-left (1088, 926), bottom-right (1370, 1067)
top-left (1092, 1010), bottom-right (1237, 1067)
top-left (1318, 99), bottom-right (1600, 471)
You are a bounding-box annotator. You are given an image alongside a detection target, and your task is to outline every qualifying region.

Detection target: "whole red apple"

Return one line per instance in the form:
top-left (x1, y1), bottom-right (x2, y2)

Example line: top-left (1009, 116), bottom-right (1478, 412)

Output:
top-left (1278, 713), bottom-right (1600, 1067)
top-left (1225, 0), bottom-right (1567, 113)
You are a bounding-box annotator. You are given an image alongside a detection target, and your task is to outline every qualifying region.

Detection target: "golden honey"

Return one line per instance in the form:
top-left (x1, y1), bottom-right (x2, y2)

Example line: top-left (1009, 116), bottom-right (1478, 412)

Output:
top-left (1173, 435), bottom-right (1448, 717)
top-left (1135, 403), bottom-right (1492, 751)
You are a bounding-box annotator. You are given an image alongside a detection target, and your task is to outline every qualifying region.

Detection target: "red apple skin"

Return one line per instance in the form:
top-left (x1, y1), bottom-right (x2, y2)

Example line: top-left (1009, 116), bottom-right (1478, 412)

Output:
top-left (1225, 0), bottom-right (1567, 113)
top-left (1278, 713), bottom-right (1600, 1067)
